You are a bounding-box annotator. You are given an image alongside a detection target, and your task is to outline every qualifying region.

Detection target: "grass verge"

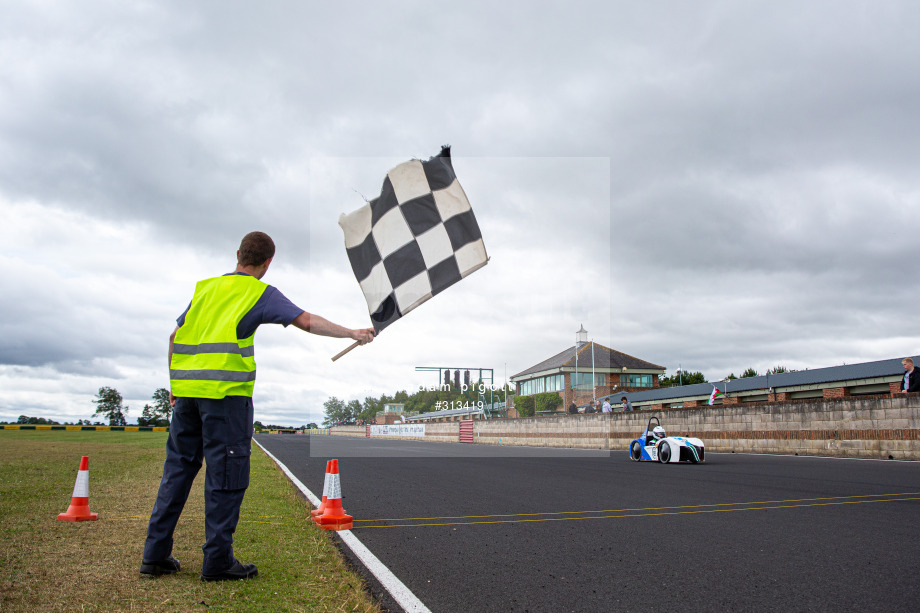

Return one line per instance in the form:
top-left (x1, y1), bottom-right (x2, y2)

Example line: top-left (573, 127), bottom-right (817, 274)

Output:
top-left (0, 430), bottom-right (379, 613)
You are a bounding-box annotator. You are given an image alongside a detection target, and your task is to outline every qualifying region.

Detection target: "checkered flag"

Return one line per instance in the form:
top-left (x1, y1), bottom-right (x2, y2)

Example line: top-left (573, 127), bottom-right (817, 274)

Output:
top-left (335, 146), bottom-right (488, 356)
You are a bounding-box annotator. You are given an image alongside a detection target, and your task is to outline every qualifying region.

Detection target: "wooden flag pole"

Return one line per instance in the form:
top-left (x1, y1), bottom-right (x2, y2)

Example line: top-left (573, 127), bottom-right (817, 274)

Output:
top-left (331, 340), bottom-right (362, 362)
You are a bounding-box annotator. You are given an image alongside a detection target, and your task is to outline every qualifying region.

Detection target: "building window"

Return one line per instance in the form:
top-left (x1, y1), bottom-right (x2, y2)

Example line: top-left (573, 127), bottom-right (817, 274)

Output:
top-left (520, 374), bottom-right (565, 396)
top-left (520, 379), bottom-right (543, 395)
top-left (545, 374), bottom-right (564, 392)
top-left (571, 373), bottom-right (607, 390)
top-left (627, 374), bottom-right (653, 388)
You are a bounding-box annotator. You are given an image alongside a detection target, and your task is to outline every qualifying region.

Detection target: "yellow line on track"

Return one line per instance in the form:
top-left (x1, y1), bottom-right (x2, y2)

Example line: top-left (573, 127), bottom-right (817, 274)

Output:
top-left (351, 493), bottom-right (920, 529)
top-left (356, 491), bottom-right (920, 523)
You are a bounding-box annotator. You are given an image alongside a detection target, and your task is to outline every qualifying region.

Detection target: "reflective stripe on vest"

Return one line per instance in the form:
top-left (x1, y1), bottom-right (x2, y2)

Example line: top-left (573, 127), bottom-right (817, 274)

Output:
top-left (172, 342), bottom-right (256, 358)
top-left (169, 274), bottom-right (268, 399)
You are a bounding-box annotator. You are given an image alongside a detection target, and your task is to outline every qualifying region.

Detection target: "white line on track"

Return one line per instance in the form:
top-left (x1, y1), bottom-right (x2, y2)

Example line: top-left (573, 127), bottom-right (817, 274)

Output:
top-left (254, 439), bottom-right (430, 613)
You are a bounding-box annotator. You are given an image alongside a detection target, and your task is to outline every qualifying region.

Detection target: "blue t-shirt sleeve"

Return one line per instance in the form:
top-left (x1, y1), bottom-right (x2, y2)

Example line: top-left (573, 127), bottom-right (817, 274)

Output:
top-left (177, 301), bottom-right (191, 327)
top-left (236, 286), bottom-right (304, 339)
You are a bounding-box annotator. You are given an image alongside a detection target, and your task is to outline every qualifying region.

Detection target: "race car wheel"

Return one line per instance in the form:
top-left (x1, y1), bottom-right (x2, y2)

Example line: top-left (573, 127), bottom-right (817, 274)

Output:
top-left (630, 441), bottom-right (642, 461)
top-left (658, 442), bottom-right (671, 463)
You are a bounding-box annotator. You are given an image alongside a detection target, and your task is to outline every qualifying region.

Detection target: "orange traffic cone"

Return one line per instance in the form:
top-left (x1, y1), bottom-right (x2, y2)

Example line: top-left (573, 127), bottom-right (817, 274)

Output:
top-left (316, 459), bottom-right (353, 531)
top-left (57, 456), bottom-right (98, 522)
top-left (310, 460), bottom-right (332, 521)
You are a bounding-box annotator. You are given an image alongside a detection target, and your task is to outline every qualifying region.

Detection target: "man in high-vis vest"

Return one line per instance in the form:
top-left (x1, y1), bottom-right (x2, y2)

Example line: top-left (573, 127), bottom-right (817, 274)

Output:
top-left (141, 231), bottom-right (375, 581)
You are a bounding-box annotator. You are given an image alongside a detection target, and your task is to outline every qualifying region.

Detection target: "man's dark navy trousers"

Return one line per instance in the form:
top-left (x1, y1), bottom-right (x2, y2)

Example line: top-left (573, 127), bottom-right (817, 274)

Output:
top-left (143, 396), bottom-right (253, 575)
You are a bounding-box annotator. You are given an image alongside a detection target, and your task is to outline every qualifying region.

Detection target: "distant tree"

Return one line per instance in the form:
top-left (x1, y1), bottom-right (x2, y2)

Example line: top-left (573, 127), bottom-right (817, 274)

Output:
top-left (306, 422), bottom-right (318, 429)
top-left (659, 370), bottom-right (707, 387)
top-left (151, 388), bottom-right (172, 423)
top-left (740, 368), bottom-right (759, 378)
top-left (361, 396), bottom-right (384, 423)
top-left (766, 365), bottom-right (795, 374)
top-left (92, 386), bottom-right (128, 426)
top-left (322, 397), bottom-right (347, 427)
top-left (138, 404), bottom-right (156, 427)
top-left (253, 421), bottom-right (265, 432)
top-left (16, 415), bottom-right (59, 425)
top-left (345, 399), bottom-right (362, 423)
top-left (724, 373), bottom-right (738, 380)
top-left (138, 388), bottom-right (172, 426)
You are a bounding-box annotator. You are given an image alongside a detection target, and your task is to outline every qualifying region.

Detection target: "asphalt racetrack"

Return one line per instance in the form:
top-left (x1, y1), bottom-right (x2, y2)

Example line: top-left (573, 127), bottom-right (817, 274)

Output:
top-left (256, 434), bottom-right (920, 612)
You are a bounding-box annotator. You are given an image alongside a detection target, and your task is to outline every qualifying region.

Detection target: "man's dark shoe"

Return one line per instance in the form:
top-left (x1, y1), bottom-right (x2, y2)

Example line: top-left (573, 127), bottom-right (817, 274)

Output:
top-left (140, 556), bottom-right (181, 576)
top-left (200, 559), bottom-right (258, 582)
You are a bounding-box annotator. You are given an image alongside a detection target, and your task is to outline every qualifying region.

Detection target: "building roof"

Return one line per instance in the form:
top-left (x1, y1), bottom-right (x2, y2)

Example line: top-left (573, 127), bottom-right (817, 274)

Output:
top-left (512, 342), bottom-right (665, 380)
top-left (620, 355), bottom-right (918, 403)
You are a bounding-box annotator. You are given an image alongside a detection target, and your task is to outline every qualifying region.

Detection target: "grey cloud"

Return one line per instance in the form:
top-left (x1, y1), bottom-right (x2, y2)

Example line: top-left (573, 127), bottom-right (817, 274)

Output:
top-left (3, 0), bottom-right (920, 422)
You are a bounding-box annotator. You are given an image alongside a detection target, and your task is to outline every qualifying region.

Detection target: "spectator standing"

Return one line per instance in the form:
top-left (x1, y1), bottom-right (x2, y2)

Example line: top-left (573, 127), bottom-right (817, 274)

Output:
top-left (898, 357), bottom-right (920, 393)
top-left (601, 398), bottom-right (612, 414)
top-left (568, 400), bottom-right (578, 414)
top-left (621, 396), bottom-right (633, 412)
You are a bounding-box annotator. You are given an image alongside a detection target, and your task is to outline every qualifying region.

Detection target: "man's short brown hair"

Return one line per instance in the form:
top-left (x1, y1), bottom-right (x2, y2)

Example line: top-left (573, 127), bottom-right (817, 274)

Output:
top-left (238, 231), bottom-right (275, 267)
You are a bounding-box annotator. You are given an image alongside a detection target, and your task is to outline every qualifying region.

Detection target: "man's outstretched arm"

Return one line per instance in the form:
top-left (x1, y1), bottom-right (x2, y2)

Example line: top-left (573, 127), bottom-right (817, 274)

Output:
top-left (292, 312), bottom-right (375, 345)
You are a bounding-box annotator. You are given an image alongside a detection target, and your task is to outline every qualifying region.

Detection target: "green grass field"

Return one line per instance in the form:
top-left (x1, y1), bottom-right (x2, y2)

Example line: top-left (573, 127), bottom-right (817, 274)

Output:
top-left (0, 430), bottom-right (379, 613)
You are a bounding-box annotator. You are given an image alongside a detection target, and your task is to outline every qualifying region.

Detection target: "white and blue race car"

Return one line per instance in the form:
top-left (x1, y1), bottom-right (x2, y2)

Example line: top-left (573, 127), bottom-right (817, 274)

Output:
top-left (629, 417), bottom-right (705, 463)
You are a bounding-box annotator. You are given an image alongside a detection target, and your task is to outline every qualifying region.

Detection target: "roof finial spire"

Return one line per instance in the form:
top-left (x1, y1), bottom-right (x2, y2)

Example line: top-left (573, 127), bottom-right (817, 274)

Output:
top-left (576, 324), bottom-right (588, 346)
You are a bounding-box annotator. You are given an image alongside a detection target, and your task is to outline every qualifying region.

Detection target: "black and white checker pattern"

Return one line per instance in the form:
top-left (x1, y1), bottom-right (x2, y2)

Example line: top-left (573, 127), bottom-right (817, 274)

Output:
top-left (338, 146), bottom-right (488, 333)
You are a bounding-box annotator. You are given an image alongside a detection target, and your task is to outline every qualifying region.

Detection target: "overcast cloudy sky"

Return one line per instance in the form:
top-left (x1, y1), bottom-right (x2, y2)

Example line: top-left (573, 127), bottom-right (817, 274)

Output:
top-left (2, 0), bottom-right (919, 426)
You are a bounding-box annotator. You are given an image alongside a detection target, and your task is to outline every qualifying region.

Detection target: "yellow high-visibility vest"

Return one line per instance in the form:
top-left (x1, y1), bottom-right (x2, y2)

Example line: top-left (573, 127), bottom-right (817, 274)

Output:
top-left (169, 274), bottom-right (268, 399)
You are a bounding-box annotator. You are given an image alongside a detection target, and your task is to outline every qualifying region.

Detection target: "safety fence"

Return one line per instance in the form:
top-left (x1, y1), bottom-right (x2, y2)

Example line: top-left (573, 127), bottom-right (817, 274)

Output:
top-left (0, 425), bottom-right (168, 432)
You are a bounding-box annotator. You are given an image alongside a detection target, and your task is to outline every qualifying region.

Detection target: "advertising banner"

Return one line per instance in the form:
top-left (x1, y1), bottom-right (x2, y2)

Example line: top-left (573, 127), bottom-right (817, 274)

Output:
top-left (369, 424), bottom-right (426, 438)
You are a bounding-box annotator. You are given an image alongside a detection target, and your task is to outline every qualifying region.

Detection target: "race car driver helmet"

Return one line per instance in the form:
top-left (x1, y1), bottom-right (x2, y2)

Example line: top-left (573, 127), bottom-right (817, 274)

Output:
top-left (652, 426), bottom-right (666, 439)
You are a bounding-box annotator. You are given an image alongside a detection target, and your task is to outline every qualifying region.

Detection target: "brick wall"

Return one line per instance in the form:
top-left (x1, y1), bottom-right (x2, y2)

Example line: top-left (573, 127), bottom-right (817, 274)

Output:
top-left (609, 394), bottom-right (920, 460)
top-left (485, 393), bottom-right (920, 460)
top-left (822, 387), bottom-right (849, 399)
top-left (330, 394), bottom-right (920, 459)
top-left (328, 425), bottom-right (365, 437)
top-left (475, 414), bottom-right (610, 449)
